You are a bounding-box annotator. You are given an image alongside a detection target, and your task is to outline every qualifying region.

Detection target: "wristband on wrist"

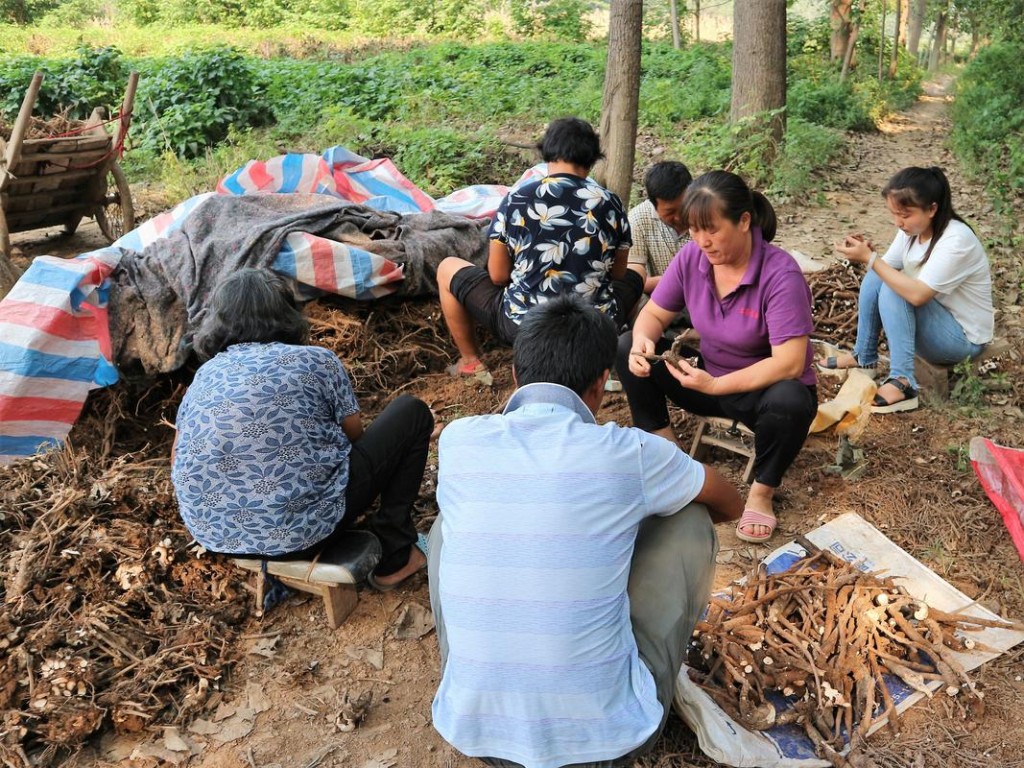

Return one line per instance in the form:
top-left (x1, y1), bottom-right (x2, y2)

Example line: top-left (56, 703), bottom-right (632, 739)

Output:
top-left (866, 252), bottom-right (878, 272)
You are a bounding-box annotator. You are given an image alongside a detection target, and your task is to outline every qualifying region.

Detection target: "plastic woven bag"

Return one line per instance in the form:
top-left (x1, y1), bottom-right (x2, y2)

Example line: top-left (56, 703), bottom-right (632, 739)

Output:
top-left (970, 436), bottom-right (1024, 561)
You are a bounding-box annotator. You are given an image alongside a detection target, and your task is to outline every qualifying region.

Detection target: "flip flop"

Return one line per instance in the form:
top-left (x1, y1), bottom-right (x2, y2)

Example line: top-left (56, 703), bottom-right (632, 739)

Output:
top-left (871, 377), bottom-right (919, 414)
top-left (367, 533), bottom-right (429, 592)
top-left (446, 359), bottom-right (493, 387)
top-left (735, 509), bottom-right (777, 543)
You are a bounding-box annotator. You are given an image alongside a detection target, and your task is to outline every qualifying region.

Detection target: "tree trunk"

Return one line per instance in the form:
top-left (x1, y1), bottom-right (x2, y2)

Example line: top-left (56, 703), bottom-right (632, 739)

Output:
top-left (669, 0), bottom-right (681, 49)
top-left (878, 0), bottom-right (887, 81)
top-left (731, 0), bottom-right (787, 147)
top-left (929, 9), bottom-right (947, 71)
top-left (597, 0), bottom-right (643, 204)
top-left (888, 0), bottom-right (904, 78)
top-left (693, 0), bottom-right (701, 42)
top-left (840, 17), bottom-right (861, 82)
top-left (830, 0), bottom-right (853, 62)
top-left (907, 0), bottom-right (927, 57)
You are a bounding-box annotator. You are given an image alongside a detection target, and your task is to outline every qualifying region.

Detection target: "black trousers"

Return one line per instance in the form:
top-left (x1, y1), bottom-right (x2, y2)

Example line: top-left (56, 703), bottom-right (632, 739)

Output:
top-left (269, 394), bottom-right (434, 575)
top-left (615, 332), bottom-right (816, 488)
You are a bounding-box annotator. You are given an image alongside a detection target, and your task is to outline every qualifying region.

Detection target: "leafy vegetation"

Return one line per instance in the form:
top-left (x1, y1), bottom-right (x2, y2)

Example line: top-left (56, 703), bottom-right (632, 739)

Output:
top-left (951, 41), bottom-right (1024, 213)
top-left (134, 47), bottom-right (269, 158)
top-left (0, 44), bottom-right (124, 118)
top-left (0, 4), bottom-right (931, 204)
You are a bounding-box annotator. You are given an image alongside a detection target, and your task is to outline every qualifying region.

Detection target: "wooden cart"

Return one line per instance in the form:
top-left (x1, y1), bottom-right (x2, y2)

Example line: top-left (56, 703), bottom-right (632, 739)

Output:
top-left (0, 71), bottom-right (139, 258)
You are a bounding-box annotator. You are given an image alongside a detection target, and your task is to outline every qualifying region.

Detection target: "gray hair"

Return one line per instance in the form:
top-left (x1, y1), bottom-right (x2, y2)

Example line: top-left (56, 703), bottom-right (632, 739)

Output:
top-left (193, 268), bottom-right (309, 360)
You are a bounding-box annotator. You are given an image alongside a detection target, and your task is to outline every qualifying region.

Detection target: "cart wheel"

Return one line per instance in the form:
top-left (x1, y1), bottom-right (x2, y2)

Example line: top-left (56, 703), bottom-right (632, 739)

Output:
top-left (96, 163), bottom-right (136, 244)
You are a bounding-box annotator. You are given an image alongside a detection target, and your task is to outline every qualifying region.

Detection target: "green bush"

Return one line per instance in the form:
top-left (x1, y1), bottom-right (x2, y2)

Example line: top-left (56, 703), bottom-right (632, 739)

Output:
top-left (639, 42), bottom-right (730, 124)
top-left (676, 114), bottom-right (843, 200)
top-left (0, 44), bottom-right (125, 120)
top-left (788, 79), bottom-right (874, 131)
top-left (952, 41), bottom-right (1024, 205)
top-left (135, 46), bottom-right (267, 158)
top-left (510, 0), bottom-right (592, 42)
top-left (369, 126), bottom-right (519, 195)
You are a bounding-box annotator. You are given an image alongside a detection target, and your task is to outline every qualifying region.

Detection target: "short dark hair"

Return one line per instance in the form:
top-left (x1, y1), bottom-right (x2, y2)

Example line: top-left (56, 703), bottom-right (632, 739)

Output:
top-left (536, 117), bottom-right (604, 169)
top-left (682, 170), bottom-right (778, 241)
top-left (882, 166), bottom-right (967, 265)
top-left (644, 161), bottom-right (693, 203)
top-left (513, 294), bottom-right (617, 396)
top-left (193, 268), bottom-right (309, 360)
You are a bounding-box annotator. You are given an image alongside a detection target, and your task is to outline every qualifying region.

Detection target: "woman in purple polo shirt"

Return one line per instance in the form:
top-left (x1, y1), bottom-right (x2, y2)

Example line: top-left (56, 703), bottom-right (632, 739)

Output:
top-left (616, 171), bottom-right (817, 543)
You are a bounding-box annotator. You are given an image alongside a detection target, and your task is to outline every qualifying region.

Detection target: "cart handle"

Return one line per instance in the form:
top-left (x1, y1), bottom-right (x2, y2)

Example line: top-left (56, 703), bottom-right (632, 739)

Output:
top-left (1, 71), bottom-right (44, 182)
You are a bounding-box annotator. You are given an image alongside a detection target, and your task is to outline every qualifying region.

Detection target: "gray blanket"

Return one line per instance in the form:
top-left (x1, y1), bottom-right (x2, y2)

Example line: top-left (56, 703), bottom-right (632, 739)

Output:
top-left (108, 193), bottom-right (488, 373)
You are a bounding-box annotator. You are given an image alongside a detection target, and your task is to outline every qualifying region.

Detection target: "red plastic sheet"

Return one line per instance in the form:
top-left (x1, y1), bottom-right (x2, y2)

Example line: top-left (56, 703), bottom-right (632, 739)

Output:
top-left (971, 436), bottom-right (1024, 562)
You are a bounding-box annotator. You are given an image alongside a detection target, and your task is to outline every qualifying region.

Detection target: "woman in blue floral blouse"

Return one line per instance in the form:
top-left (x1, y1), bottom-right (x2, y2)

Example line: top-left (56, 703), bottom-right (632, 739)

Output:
top-left (436, 117), bottom-right (641, 383)
top-left (171, 268), bottom-right (434, 591)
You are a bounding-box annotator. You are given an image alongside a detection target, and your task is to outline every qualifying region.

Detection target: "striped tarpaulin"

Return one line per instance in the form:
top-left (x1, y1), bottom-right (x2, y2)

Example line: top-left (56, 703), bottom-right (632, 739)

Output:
top-left (0, 146), bottom-right (526, 463)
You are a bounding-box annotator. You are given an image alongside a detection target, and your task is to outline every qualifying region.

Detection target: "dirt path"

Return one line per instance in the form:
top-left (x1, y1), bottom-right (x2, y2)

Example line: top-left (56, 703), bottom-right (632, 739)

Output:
top-left (59, 77), bottom-right (1024, 768)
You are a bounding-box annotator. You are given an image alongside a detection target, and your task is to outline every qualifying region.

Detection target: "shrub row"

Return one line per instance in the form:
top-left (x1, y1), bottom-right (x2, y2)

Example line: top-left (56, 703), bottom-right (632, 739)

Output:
top-left (951, 41), bottom-right (1024, 209)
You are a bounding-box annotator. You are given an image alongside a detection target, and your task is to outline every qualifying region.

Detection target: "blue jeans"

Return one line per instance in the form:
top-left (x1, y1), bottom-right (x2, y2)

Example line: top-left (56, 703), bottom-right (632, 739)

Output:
top-left (853, 269), bottom-right (984, 389)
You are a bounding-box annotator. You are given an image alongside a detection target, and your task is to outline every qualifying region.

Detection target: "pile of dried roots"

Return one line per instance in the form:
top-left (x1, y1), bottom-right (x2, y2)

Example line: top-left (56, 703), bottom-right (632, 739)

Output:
top-left (0, 299), bottom-right (454, 765)
top-left (809, 262), bottom-right (865, 349)
top-left (0, 112), bottom-right (83, 142)
top-left (688, 544), bottom-right (1021, 768)
top-left (307, 298), bottom-right (450, 404)
top-left (0, 387), bottom-right (250, 767)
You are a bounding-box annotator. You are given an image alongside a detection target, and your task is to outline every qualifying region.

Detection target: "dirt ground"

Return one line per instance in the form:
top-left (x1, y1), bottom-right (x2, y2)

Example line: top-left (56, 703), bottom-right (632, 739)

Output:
top-left (4, 75), bottom-right (1024, 768)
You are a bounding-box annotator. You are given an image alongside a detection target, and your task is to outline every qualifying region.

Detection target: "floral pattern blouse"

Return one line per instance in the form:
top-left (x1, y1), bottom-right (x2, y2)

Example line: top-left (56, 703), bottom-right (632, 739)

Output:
top-left (489, 173), bottom-right (631, 322)
top-left (172, 342), bottom-right (359, 556)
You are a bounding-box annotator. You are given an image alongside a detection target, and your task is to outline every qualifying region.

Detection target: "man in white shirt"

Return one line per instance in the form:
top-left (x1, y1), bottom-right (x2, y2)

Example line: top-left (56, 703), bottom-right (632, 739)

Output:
top-left (627, 161), bottom-right (692, 295)
top-left (428, 294), bottom-right (742, 768)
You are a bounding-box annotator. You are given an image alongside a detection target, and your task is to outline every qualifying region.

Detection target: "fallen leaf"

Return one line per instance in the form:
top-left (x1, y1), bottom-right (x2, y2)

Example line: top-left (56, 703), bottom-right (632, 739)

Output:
top-left (163, 728), bottom-right (191, 753)
top-left (212, 714), bottom-right (255, 743)
top-left (246, 681), bottom-right (272, 713)
top-left (346, 645), bottom-right (384, 671)
top-left (188, 718), bottom-right (220, 736)
top-left (249, 635), bottom-right (280, 658)
top-left (393, 602), bottom-right (434, 640)
top-left (360, 747), bottom-right (399, 768)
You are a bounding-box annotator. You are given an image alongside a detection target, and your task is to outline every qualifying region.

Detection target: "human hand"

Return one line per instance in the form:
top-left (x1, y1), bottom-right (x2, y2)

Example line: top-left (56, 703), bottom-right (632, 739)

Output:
top-left (834, 234), bottom-right (873, 264)
top-left (664, 356), bottom-right (717, 393)
top-left (627, 337), bottom-right (659, 377)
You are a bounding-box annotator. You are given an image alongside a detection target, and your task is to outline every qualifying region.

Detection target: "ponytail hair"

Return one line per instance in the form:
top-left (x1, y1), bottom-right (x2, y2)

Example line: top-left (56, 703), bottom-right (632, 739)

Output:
top-left (682, 170), bottom-right (778, 242)
top-left (882, 166), bottom-right (968, 264)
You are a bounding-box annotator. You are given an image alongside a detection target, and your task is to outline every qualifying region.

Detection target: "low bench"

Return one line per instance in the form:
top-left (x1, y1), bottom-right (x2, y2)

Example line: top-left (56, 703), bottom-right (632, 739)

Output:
top-left (232, 531), bottom-right (381, 629)
top-left (689, 416), bottom-right (756, 484)
top-left (914, 338), bottom-right (1011, 402)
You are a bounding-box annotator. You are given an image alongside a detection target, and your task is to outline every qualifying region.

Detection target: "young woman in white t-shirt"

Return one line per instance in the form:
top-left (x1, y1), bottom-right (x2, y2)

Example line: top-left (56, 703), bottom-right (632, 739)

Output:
top-left (822, 166), bottom-right (994, 413)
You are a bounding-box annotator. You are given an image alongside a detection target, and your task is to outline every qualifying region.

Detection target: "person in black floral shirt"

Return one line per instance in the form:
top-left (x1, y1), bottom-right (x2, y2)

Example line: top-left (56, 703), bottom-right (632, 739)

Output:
top-left (436, 117), bottom-right (639, 383)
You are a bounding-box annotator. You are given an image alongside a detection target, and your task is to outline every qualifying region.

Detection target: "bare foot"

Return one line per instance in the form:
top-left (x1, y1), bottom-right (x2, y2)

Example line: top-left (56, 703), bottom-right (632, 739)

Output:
top-left (370, 545), bottom-right (427, 591)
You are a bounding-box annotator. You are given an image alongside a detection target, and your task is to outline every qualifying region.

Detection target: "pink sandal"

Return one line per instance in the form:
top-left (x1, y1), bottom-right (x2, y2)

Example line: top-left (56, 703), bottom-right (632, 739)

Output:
top-left (445, 359), bottom-right (493, 386)
top-left (735, 509), bottom-right (777, 543)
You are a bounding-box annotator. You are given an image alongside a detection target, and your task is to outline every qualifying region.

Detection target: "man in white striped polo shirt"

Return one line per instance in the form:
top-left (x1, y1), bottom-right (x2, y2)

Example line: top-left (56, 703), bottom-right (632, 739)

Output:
top-left (428, 294), bottom-right (742, 768)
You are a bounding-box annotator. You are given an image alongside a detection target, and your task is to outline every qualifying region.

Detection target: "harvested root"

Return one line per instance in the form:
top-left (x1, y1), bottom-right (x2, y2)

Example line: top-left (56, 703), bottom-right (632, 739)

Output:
top-left (688, 548), bottom-right (1018, 768)
top-left (808, 262), bottom-right (865, 349)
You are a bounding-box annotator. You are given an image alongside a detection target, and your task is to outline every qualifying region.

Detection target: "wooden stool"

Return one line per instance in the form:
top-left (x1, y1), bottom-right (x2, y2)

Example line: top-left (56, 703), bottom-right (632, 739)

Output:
top-left (689, 416), bottom-right (756, 484)
top-left (914, 338), bottom-right (1011, 402)
top-left (232, 531), bottom-right (381, 629)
